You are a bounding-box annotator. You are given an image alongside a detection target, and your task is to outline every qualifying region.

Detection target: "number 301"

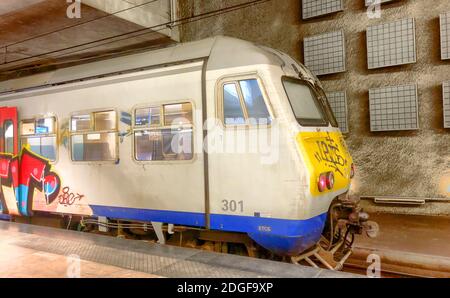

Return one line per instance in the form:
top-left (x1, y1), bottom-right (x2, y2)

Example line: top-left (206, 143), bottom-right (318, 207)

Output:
top-left (222, 200), bottom-right (244, 213)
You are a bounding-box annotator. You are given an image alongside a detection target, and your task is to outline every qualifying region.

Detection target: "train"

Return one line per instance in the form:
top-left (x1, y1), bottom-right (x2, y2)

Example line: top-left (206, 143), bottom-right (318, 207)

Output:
top-left (0, 36), bottom-right (375, 268)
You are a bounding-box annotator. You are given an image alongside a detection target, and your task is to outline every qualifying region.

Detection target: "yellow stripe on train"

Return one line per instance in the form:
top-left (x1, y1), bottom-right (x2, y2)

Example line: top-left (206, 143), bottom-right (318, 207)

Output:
top-left (296, 131), bottom-right (353, 197)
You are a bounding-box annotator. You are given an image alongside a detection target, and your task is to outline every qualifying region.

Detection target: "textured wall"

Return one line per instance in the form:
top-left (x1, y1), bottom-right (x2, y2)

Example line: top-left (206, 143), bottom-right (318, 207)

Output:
top-left (179, 0), bottom-right (450, 203)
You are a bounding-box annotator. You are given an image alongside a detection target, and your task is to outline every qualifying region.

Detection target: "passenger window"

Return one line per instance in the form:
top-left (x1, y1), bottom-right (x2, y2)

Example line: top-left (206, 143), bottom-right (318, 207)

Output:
top-left (21, 119), bottom-right (35, 135)
top-left (4, 121), bottom-right (14, 154)
top-left (221, 78), bottom-right (271, 126)
top-left (164, 103), bottom-right (193, 126)
top-left (239, 79), bottom-right (271, 124)
top-left (133, 102), bottom-right (193, 162)
top-left (71, 114), bottom-right (91, 131)
top-left (70, 110), bottom-right (118, 162)
top-left (20, 117), bottom-right (58, 161)
top-left (135, 107), bottom-right (160, 126)
top-left (223, 83), bottom-right (245, 125)
top-left (36, 118), bottom-right (55, 134)
top-left (71, 133), bottom-right (117, 162)
top-left (94, 111), bottom-right (116, 131)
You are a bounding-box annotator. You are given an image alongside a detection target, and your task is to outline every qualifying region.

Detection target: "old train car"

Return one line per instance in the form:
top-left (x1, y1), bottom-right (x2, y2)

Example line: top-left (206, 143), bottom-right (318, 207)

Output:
top-left (0, 36), bottom-right (374, 267)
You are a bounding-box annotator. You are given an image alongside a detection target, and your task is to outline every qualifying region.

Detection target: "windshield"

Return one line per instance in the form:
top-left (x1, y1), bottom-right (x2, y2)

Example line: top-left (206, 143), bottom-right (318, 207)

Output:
top-left (282, 77), bottom-right (329, 127)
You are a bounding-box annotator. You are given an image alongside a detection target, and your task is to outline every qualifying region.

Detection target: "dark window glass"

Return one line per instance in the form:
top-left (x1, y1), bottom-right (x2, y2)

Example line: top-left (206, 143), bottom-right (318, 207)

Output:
top-left (71, 133), bottom-right (116, 162)
top-left (282, 78), bottom-right (328, 126)
top-left (134, 129), bottom-right (193, 161)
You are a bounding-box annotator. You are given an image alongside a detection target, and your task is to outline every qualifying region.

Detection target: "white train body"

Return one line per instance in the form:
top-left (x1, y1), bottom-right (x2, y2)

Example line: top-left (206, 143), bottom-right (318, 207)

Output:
top-left (0, 36), bottom-right (353, 255)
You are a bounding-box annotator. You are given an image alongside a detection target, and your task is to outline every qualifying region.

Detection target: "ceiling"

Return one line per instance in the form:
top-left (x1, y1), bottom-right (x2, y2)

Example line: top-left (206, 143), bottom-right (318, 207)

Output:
top-left (0, 0), bottom-right (46, 16)
top-left (0, 0), bottom-right (176, 81)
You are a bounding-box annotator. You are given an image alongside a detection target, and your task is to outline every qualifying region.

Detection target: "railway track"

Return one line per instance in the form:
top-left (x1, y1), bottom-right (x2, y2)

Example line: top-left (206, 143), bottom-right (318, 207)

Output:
top-left (100, 230), bottom-right (449, 278)
top-left (345, 247), bottom-right (450, 278)
top-left (19, 216), bottom-right (449, 278)
top-left (342, 258), bottom-right (450, 278)
top-left (343, 263), bottom-right (426, 278)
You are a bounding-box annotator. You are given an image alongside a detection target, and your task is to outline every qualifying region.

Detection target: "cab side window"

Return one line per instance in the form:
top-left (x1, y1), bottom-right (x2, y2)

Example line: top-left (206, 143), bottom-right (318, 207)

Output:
top-left (133, 102), bottom-right (194, 162)
top-left (223, 83), bottom-right (245, 125)
top-left (21, 117), bottom-right (57, 161)
top-left (221, 78), bottom-right (272, 126)
top-left (70, 110), bottom-right (118, 162)
top-left (4, 120), bottom-right (14, 154)
top-left (239, 80), bottom-right (271, 123)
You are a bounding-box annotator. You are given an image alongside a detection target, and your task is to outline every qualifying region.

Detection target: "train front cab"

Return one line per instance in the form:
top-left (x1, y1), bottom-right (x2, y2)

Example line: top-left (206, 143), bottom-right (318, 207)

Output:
top-left (230, 48), bottom-right (375, 259)
top-left (253, 75), bottom-right (354, 256)
top-left (198, 37), bottom-right (370, 258)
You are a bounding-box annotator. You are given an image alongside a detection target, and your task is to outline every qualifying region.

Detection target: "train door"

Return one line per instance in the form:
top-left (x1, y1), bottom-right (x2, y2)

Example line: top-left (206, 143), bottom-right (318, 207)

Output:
top-left (0, 106), bottom-right (19, 215)
top-left (208, 76), bottom-right (275, 229)
top-left (0, 107), bottom-right (18, 155)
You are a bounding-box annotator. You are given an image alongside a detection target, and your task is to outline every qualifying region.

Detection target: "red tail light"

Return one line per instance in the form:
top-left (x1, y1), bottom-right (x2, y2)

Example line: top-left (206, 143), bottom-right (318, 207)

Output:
top-left (350, 163), bottom-right (355, 179)
top-left (318, 172), bottom-right (334, 192)
top-left (326, 172), bottom-right (334, 189)
top-left (318, 174), bottom-right (327, 192)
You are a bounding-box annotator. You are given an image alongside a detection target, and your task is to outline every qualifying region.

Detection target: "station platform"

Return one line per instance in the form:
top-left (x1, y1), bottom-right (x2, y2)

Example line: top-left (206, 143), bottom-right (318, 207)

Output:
top-left (348, 213), bottom-right (450, 277)
top-left (0, 221), bottom-right (358, 278)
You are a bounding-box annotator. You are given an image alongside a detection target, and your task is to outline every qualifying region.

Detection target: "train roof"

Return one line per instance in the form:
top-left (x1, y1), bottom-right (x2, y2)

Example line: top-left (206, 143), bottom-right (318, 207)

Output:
top-left (0, 36), bottom-right (282, 96)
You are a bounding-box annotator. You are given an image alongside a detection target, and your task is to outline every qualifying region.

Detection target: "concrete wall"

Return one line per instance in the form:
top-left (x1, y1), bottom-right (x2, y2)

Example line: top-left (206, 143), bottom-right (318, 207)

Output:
top-left (179, 0), bottom-right (450, 207)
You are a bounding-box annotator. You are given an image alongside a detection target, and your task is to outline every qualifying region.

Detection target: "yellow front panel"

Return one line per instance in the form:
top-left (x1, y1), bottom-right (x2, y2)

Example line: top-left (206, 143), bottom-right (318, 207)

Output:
top-left (296, 131), bottom-right (353, 197)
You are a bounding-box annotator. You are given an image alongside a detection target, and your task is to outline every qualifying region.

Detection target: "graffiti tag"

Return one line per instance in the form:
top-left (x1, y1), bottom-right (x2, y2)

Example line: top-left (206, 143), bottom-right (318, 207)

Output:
top-left (58, 187), bottom-right (85, 207)
top-left (314, 133), bottom-right (347, 177)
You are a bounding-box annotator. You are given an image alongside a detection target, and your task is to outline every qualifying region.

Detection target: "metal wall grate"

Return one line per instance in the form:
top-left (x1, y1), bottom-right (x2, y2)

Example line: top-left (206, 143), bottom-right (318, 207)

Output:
top-left (443, 82), bottom-right (450, 128)
top-left (304, 30), bottom-right (346, 76)
top-left (369, 84), bottom-right (419, 132)
top-left (302, 0), bottom-right (344, 19)
top-left (366, 18), bottom-right (416, 69)
top-left (440, 12), bottom-right (450, 60)
top-left (326, 91), bottom-right (349, 133)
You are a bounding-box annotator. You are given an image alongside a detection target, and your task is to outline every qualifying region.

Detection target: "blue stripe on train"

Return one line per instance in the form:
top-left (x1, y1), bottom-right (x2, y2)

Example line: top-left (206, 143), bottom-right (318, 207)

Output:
top-left (90, 205), bottom-right (327, 256)
top-left (211, 213), bottom-right (327, 255)
top-left (0, 214), bottom-right (11, 221)
top-left (90, 205), bottom-right (206, 227)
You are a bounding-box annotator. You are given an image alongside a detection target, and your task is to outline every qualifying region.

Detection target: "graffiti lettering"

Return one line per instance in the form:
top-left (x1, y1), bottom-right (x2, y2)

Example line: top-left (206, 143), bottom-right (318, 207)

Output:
top-left (314, 133), bottom-right (347, 177)
top-left (0, 147), bottom-right (61, 216)
top-left (58, 187), bottom-right (85, 207)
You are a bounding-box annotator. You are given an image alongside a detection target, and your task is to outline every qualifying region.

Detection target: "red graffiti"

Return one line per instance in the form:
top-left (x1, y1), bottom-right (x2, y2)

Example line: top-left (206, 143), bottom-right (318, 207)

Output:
top-left (0, 147), bottom-right (61, 216)
top-left (58, 187), bottom-right (85, 207)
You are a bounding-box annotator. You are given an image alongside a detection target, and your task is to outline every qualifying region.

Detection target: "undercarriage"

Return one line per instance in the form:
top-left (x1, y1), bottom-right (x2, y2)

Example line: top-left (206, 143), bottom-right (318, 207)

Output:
top-left (13, 194), bottom-right (378, 272)
top-left (291, 194), bottom-right (379, 270)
